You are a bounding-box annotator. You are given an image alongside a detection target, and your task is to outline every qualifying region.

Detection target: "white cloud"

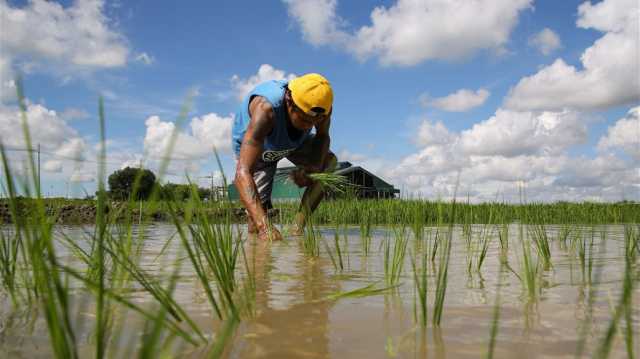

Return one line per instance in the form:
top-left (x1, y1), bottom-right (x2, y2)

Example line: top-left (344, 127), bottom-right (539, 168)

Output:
top-left (388, 106), bottom-right (637, 202)
top-left (282, 0), bottom-right (348, 46)
top-left (0, 0), bottom-right (130, 102)
top-left (505, 0), bottom-right (639, 111)
top-left (0, 101), bottom-right (96, 185)
top-left (415, 120), bottom-right (456, 147)
top-left (43, 160), bottom-right (63, 173)
top-left (70, 171), bottom-right (95, 183)
top-left (134, 52), bottom-right (155, 65)
top-left (421, 88), bottom-right (490, 112)
top-left (143, 113), bottom-right (234, 164)
top-left (283, 0), bottom-right (532, 66)
top-left (0, 102), bottom-right (82, 152)
top-left (0, 0), bottom-right (128, 68)
top-left (459, 109), bottom-right (587, 157)
top-left (231, 64), bottom-right (297, 100)
top-left (598, 106), bottom-right (640, 159)
top-left (528, 28), bottom-right (562, 55)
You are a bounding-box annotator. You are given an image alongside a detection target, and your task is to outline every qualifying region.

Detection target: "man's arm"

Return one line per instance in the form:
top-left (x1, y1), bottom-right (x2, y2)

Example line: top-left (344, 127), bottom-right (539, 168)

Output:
top-left (235, 97), bottom-right (275, 234)
top-left (311, 114), bottom-right (331, 172)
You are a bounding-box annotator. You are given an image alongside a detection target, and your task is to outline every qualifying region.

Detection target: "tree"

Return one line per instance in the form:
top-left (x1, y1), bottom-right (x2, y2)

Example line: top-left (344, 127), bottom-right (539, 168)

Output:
top-left (107, 167), bottom-right (157, 201)
top-left (159, 182), bottom-right (211, 201)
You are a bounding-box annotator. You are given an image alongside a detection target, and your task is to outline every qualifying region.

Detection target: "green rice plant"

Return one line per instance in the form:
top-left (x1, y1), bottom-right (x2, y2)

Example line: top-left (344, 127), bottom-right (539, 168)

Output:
top-left (466, 223), bottom-right (494, 275)
top-left (301, 218), bottom-right (321, 257)
top-left (557, 224), bottom-right (573, 249)
top-left (594, 225), bottom-right (637, 359)
top-left (575, 229), bottom-right (595, 285)
top-left (432, 194), bottom-right (457, 327)
top-left (497, 223), bottom-right (509, 264)
top-left (324, 282), bottom-right (398, 301)
top-left (486, 259), bottom-right (505, 359)
top-left (324, 227), bottom-right (344, 271)
top-left (622, 225), bottom-right (638, 358)
top-left (529, 224), bottom-right (552, 270)
top-left (411, 249), bottom-right (428, 327)
top-left (0, 223), bottom-right (21, 305)
top-left (383, 225), bottom-right (409, 286)
top-left (411, 204), bottom-right (425, 242)
top-left (0, 79), bottom-right (79, 358)
top-left (168, 197), bottom-right (239, 320)
top-left (306, 172), bottom-right (352, 194)
top-left (519, 235), bottom-right (540, 300)
top-left (432, 227), bottom-right (452, 326)
top-left (359, 208), bottom-right (373, 255)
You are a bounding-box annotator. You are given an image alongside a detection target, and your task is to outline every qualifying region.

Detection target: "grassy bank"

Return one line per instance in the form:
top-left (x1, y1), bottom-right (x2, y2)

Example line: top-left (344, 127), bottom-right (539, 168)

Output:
top-left (2, 197), bottom-right (637, 225)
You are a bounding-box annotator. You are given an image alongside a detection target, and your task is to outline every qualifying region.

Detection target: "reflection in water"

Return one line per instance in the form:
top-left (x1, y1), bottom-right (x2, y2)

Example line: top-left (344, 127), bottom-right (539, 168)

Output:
top-left (0, 224), bottom-right (636, 358)
top-left (235, 239), bottom-right (339, 358)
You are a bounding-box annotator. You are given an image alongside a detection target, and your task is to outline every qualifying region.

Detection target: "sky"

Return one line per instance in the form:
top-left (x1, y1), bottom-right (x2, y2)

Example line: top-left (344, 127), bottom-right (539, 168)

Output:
top-left (0, 0), bottom-right (638, 202)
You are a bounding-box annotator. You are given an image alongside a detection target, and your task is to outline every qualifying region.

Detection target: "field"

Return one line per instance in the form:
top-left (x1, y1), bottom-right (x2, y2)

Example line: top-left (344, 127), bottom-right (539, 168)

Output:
top-left (1, 87), bottom-right (638, 358)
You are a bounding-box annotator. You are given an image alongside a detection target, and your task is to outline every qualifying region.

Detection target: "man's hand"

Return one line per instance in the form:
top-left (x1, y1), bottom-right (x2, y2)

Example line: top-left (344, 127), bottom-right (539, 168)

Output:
top-left (257, 224), bottom-right (283, 241)
top-left (290, 168), bottom-right (314, 187)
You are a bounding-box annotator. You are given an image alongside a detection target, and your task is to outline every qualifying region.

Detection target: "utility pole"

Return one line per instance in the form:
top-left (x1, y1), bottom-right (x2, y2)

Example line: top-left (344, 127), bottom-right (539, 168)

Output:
top-left (210, 173), bottom-right (214, 201)
top-left (37, 143), bottom-right (41, 193)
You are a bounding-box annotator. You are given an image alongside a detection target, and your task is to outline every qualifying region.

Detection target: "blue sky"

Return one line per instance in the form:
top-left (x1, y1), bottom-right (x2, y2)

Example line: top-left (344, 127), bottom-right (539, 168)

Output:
top-left (0, 0), bottom-right (638, 201)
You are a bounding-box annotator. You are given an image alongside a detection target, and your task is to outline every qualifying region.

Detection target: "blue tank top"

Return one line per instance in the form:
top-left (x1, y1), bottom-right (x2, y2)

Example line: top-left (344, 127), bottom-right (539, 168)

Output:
top-left (232, 80), bottom-right (311, 162)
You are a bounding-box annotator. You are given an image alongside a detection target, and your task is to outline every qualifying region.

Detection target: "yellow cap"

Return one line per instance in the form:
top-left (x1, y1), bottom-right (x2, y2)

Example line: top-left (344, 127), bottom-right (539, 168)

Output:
top-left (288, 73), bottom-right (333, 116)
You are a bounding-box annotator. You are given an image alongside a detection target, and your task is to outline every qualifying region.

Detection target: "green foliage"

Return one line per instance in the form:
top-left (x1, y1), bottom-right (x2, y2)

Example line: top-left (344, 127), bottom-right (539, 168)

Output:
top-left (107, 167), bottom-right (157, 201)
top-left (159, 182), bottom-right (212, 201)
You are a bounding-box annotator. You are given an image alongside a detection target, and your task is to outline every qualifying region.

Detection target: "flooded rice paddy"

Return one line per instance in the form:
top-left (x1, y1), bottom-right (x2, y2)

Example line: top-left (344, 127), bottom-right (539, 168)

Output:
top-left (1, 223), bottom-right (638, 358)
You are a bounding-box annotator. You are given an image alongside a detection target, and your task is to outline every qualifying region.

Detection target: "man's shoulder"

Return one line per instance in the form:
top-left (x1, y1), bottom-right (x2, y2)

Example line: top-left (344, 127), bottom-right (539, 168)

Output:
top-left (249, 95), bottom-right (276, 119)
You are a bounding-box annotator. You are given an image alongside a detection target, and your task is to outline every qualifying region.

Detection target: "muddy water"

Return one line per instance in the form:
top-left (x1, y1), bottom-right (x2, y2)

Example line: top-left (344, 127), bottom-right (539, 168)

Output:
top-left (0, 223), bottom-right (638, 358)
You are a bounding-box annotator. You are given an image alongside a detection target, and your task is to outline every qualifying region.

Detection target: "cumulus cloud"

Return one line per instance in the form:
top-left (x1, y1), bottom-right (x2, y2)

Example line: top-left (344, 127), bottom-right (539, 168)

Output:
top-left (0, 0), bottom-right (130, 100)
top-left (505, 0), bottom-right (640, 111)
top-left (420, 88), bottom-right (490, 112)
top-left (43, 160), bottom-right (63, 173)
top-left (0, 0), bottom-right (128, 68)
top-left (598, 106), bottom-right (640, 159)
top-left (143, 113), bottom-right (233, 168)
top-left (231, 64), bottom-right (296, 100)
top-left (0, 101), bottom-right (95, 186)
top-left (283, 0), bottom-right (532, 66)
top-left (459, 109), bottom-right (587, 157)
top-left (0, 102), bottom-right (85, 153)
top-left (415, 120), bottom-right (456, 147)
top-left (389, 106), bottom-right (636, 202)
top-left (528, 28), bottom-right (562, 55)
top-left (282, 0), bottom-right (348, 46)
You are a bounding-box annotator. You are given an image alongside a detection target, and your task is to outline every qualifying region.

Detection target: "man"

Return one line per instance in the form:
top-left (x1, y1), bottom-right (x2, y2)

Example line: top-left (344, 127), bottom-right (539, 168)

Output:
top-left (232, 73), bottom-right (337, 241)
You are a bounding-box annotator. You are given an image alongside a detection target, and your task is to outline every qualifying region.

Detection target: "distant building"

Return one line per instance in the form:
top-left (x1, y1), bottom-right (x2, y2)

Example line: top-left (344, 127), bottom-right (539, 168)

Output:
top-left (227, 161), bottom-right (399, 201)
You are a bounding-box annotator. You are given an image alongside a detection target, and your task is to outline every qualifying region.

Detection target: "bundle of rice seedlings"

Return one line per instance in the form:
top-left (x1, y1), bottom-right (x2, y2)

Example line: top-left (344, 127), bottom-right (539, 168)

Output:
top-left (306, 172), bottom-right (352, 194)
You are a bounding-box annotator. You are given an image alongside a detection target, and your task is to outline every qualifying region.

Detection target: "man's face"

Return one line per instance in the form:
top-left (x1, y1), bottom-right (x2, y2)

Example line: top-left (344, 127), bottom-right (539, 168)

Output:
top-left (286, 97), bottom-right (326, 131)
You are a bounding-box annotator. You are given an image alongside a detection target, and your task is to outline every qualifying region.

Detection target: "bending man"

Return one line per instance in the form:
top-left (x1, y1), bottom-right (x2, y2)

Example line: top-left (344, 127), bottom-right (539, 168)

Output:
top-left (232, 73), bottom-right (337, 241)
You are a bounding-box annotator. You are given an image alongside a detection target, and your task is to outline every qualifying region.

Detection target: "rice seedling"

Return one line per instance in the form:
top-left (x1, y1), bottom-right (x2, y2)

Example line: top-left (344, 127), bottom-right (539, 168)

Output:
top-left (486, 260), bottom-right (505, 359)
top-left (432, 228), bottom-right (452, 326)
top-left (411, 204), bottom-right (425, 242)
top-left (324, 227), bottom-right (344, 271)
top-left (529, 223), bottom-right (552, 270)
top-left (383, 225), bottom-right (409, 286)
top-left (324, 282), bottom-right (398, 301)
top-left (301, 218), bottom-right (321, 257)
top-left (432, 195), bottom-right (457, 327)
top-left (294, 172), bottom-right (353, 194)
top-left (411, 248), bottom-right (428, 327)
top-left (575, 228), bottom-right (595, 285)
top-left (497, 223), bottom-right (509, 263)
top-left (594, 225), bottom-right (637, 359)
top-left (359, 208), bottom-right (373, 255)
